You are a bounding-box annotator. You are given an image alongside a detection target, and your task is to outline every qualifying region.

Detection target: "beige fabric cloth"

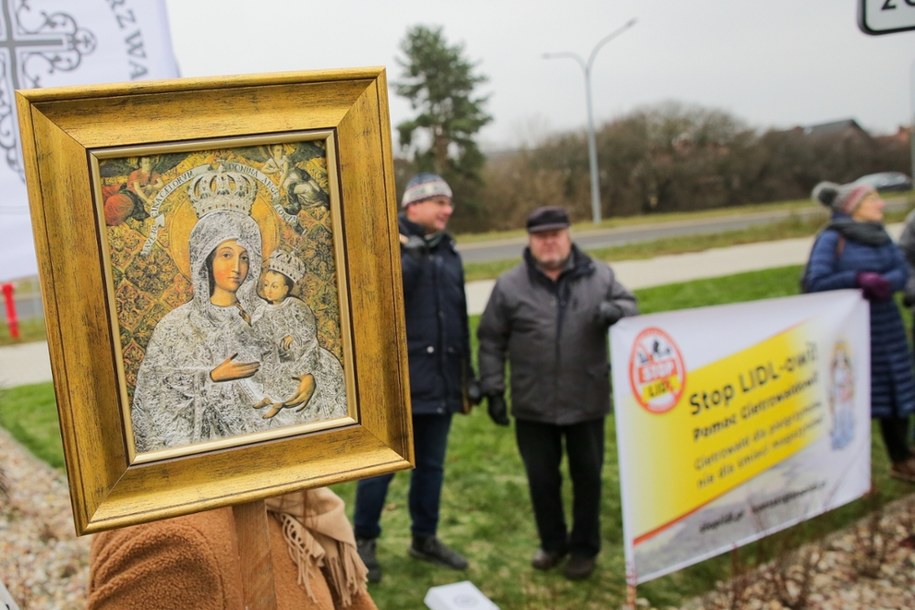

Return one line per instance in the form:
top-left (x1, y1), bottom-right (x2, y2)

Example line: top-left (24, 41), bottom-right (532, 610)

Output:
top-left (88, 488), bottom-right (376, 610)
top-left (266, 487), bottom-right (369, 607)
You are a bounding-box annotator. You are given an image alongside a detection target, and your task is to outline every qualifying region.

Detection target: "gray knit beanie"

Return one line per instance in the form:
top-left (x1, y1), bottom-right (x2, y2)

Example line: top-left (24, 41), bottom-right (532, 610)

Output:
top-left (401, 173), bottom-right (453, 207)
top-left (812, 181), bottom-right (876, 215)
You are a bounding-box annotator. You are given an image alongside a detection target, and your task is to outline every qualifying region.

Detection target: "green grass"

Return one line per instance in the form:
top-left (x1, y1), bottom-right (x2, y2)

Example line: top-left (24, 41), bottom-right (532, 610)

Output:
top-left (0, 381), bottom-right (64, 469)
top-left (1, 264), bottom-right (913, 608)
top-left (0, 318), bottom-right (49, 347)
top-left (636, 265), bottom-right (807, 312)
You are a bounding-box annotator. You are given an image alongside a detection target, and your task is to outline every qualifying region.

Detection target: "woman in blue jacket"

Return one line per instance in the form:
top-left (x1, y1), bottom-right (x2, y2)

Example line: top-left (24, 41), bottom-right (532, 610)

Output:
top-left (805, 180), bottom-right (915, 483)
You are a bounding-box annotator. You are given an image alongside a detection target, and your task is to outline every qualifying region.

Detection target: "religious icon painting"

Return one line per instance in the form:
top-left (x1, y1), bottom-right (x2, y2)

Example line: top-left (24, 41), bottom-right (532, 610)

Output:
top-left (16, 69), bottom-right (413, 535)
top-left (95, 136), bottom-right (352, 459)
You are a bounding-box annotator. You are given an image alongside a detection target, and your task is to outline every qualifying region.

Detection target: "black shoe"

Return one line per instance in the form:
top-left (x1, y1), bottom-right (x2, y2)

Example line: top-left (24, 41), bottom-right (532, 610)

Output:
top-left (531, 547), bottom-right (568, 571)
top-left (409, 536), bottom-right (468, 570)
top-left (356, 537), bottom-right (382, 583)
top-left (563, 555), bottom-right (596, 580)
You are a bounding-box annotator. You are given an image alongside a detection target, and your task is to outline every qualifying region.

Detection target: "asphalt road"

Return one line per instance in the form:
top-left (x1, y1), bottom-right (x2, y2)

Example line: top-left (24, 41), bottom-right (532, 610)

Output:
top-left (456, 198), bottom-right (910, 264)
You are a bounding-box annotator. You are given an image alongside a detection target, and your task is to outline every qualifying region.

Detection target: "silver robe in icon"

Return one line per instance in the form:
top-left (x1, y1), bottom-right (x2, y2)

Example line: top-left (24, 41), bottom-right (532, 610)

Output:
top-left (252, 296), bottom-right (347, 420)
top-left (131, 209), bottom-right (275, 452)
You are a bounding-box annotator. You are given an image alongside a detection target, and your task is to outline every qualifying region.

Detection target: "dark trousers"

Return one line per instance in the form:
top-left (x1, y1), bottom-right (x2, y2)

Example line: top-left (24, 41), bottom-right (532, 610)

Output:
top-left (353, 413), bottom-right (453, 539)
top-left (879, 416), bottom-right (913, 463)
top-left (515, 417), bottom-right (605, 558)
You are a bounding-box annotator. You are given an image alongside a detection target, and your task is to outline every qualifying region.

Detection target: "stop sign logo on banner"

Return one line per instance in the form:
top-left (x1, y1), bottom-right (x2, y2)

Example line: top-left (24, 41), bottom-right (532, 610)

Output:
top-left (628, 326), bottom-right (686, 414)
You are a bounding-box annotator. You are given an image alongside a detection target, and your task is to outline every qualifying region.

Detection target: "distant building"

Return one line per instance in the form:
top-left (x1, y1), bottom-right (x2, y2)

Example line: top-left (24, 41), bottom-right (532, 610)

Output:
top-left (797, 118), bottom-right (874, 147)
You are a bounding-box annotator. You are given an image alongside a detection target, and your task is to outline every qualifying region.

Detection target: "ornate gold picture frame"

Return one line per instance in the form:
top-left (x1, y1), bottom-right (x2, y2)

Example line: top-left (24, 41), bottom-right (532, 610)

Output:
top-left (16, 68), bottom-right (412, 535)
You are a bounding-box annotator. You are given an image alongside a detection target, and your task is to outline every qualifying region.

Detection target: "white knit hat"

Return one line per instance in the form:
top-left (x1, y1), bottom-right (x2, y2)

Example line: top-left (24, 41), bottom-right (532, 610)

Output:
top-left (401, 173), bottom-right (453, 207)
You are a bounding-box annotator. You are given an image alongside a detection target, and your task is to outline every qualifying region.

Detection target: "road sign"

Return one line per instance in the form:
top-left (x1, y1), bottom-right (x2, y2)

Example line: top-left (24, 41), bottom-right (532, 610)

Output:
top-left (859, 0), bottom-right (915, 35)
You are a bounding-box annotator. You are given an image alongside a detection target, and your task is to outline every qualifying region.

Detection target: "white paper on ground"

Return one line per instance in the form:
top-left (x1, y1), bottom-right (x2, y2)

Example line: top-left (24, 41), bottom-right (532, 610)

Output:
top-left (424, 580), bottom-right (499, 610)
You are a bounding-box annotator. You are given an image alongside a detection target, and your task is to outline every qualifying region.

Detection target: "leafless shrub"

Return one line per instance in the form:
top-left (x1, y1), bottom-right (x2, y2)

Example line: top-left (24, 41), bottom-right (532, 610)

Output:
top-left (851, 499), bottom-right (890, 578)
top-left (896, 500), bottom-right (915, 551)
top-left (700, 548), bottom-right (765, 610)
top-left (58, 561), bottom-right (79, 579)
top-left (0, 464), bottom-right (10, 502)
top-left (759, 542), bottom-right (825, 609)
top-left (37, 519), bottom-right (59, 544)
top-left (4, 562), bottom-right (33, 610)
top-left (704, 522), bottom-right (827, 610)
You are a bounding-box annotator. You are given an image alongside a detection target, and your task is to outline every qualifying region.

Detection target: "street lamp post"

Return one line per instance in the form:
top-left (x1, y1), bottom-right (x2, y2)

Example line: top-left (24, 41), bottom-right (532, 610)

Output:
top-left (910, 59), bottom-right (915, 184)
top-left (544, 18), bottom-right (637, 224)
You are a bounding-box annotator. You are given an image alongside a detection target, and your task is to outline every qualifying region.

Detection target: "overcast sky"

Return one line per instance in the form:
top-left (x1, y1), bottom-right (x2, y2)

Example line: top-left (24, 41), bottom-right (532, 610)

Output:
top-left (164, 0), bottom-right (915, 148)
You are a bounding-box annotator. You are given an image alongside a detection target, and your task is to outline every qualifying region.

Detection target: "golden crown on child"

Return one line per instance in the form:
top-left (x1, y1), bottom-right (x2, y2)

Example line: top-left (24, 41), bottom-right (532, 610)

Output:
top-left (188, 164), bottom-right (257, 218)
top-left (268, 249), bottom-right (306, 284)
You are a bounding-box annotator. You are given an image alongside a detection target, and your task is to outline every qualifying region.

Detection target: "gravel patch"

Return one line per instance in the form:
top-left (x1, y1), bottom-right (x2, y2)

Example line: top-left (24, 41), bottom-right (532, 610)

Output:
top-left (676, 492), bottom-right (915, 610)
top-left (0, 427), bottom-right (90, 609)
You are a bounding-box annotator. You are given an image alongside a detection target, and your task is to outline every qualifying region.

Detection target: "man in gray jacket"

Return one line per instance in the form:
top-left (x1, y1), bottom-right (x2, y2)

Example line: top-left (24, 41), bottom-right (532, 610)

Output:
top-left (477, 206), bottom-right (638, 580)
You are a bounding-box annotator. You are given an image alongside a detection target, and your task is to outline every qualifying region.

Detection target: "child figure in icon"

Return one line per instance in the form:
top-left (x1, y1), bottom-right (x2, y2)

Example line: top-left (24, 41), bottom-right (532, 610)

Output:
top-left (253, 249), bottom-right (347, 420)
top-left (828, 342), bottom-right (855, 450)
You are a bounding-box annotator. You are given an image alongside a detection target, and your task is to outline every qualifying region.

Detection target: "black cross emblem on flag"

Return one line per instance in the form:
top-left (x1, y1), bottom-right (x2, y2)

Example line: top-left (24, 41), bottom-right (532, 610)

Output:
top-left (0, 0), bottom-right (97, 179)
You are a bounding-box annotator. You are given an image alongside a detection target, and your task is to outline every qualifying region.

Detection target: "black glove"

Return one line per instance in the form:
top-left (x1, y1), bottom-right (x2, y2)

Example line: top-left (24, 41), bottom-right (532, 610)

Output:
top-left (597, 301), bottom-right (624, 326)
top-left (466, 377), bottom-right (483, 406)
top-left (400, 234), bottom-right (428, 259)
top-left (486, 394), bottom-right (509, 426)
top-left (904, 290), bottom-right (915, 308)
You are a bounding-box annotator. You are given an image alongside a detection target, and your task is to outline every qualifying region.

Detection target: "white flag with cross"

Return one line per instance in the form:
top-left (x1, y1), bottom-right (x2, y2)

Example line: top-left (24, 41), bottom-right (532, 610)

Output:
top-left (0, 0), bottom-right (178, 282)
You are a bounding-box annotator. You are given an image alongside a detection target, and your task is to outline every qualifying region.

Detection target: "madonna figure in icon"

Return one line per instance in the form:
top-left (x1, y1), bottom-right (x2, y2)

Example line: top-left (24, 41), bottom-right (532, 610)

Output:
top-left (131, 167), bottom-right (315, 453)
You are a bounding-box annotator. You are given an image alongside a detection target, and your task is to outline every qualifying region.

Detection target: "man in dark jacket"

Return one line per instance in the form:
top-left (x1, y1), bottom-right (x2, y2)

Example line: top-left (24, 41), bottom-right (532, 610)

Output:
top-left (477, 206), bottom-right (638, 580)
top-left (353, 173), bottom-right (478, 583)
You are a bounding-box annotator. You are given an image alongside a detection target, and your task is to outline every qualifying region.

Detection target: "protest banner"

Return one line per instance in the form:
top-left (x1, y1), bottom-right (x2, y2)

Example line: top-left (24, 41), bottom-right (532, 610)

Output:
top-left (611, 290), bottom-right (871, 584)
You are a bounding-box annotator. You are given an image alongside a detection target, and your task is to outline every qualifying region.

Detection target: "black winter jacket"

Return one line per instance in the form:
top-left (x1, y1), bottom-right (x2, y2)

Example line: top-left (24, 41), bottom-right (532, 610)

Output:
top-left (477, 245), bottom-right (638, 425)
top-left (399, 215), bottom-right (473, 415)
